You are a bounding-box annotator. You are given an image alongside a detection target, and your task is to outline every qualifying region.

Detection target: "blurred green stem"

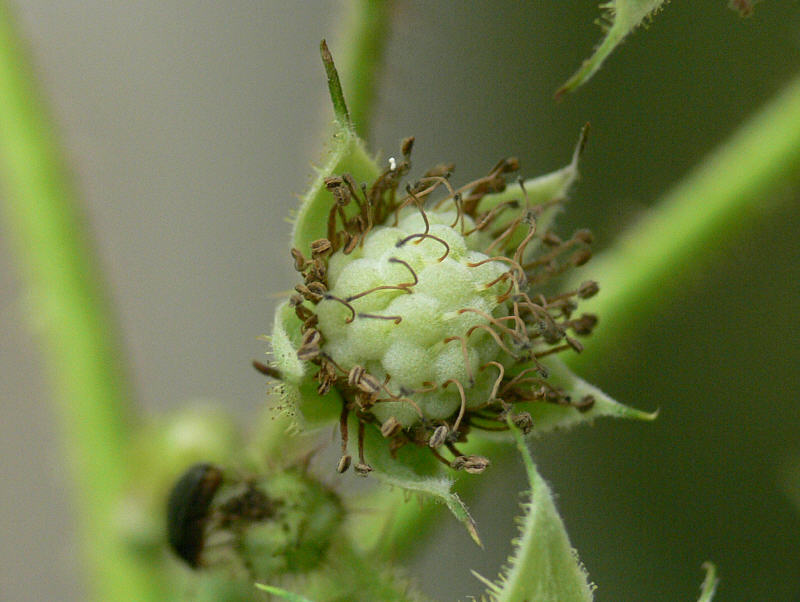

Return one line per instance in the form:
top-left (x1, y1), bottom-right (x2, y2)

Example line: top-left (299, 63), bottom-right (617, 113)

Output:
top-left (336, 0), bottom-right (392, 139)
top-left (0, 4), bottom-right (163, 600)
top-left (569, 73), bottom-right (800, 368)
top-left (358, 71), bottom-right (800, 558)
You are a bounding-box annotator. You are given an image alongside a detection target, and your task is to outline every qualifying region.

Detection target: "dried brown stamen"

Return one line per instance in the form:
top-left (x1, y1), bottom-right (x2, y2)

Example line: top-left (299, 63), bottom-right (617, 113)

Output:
top-left (387, 257), bottom-right (418, 287)
top-left (465, 200), bottom-right (519, 235)
top-left (486, 213), bottom-right (523, 254)
top-left (533, 343), bottom-right (573, 359)
top-left (310, 238), bottom-right (333, 258)
top-left (480, 361), bottom-right (505, 401)
top-left (322, 293), bottom-right (356, 323)
top-left (442, 379), bottom-right (467, 434)
top-left (354, 421), bottom-right (372, 476)
top-left (458, 308), bottom-right (525, 343)
top-left (346, 284), bottom-right (411, 303)
top-left (467, 255), bottom-right (526, 286)
top-left (464, 323), bottom-right (518, 359)
top-left (396, 184), bottom-right (431, 235)
top-left (512, 211), bottom-right (538, 267)
top-left (443, 336), bottom-right (475, 385)
top-left (337, 401), bottom-right (351, 473)
top-left (500, 367), bottom-right (547, 395)
top-left (291, 248), bottom-right (309, 272)
top-left (428, 424), bottom-right (449, 448)
top-left (356, 312), bottom-right (402, 324)
top-left (380, 417), bottom-right (402, 438)
top-left (396, 232), bottom-right (450, 262)
top-left (452, 455), bottom-right (490, 474)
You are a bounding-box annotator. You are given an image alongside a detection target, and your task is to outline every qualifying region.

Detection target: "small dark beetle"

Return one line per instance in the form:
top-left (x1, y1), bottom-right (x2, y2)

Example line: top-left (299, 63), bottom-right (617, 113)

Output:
top-left (166, 463), bottom-right (223, 568)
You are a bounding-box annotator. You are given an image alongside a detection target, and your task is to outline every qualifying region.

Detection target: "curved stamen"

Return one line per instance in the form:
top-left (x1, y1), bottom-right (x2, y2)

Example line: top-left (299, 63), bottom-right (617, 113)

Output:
top-left (533, 343), bottom-right (572, 359)
top-left (396, 232), bottom-right (450, 262)
top-left (466, 255), bottom-right (526, 285)
top-left (442, 379), bottom-right (467, 433)
top-left (457, 308), bottom-right (525, 343)
top-left (466, 323), bottom-right (518, 359)
top-left (512, 212), bottom-right (537, 266)
top-left (480, 361), bottom-right (505, 401)
top-left (465, 200), bottom-right (519, 235)
top-left (373, 396), bottom-right (425, 420)
top-left (405, 185), bottom-right (430, 235)
top-left (346, 284), bottom-right (411, 302)
top-left (357, 312), bottom-right (402, 325)
top-left (449, 193), bottom-right (465, 233)
top-left (323, 293), bottom-right (356, 323)
top-left (416, 174), bottom-right (456, 198)
top-left (499, 366), bottom-right (547, 394)
top-left (443, 336), bottom-right (475, 385)
top-left (388, 257), bottom-right (419, 288)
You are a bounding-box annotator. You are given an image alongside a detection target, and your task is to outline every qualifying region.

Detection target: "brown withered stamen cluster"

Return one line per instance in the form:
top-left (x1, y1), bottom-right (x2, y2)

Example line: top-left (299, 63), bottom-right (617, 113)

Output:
top-left (270, 135), bottom-right (599, 475)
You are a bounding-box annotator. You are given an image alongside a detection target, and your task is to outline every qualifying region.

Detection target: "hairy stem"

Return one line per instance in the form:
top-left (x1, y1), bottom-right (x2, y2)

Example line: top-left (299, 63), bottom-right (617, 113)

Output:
top-left (0, 4), bottom-right (163, 600)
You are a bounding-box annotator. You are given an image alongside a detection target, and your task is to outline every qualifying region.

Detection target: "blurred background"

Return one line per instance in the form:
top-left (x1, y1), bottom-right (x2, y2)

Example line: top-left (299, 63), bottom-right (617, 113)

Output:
top-left (1, 2), bottom-right (799, 600)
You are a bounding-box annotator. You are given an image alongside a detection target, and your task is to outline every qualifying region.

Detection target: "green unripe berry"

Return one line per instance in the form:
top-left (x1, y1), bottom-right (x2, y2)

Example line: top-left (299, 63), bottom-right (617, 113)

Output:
top-left (278, 139), bottom-right (598, 472)
top-left (316, 207), bottom-right (507, 428)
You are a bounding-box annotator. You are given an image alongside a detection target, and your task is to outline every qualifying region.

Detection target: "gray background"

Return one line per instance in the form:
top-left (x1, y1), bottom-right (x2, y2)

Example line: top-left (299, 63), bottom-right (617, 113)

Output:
top-left (1, 2), bottom-right (800, 600)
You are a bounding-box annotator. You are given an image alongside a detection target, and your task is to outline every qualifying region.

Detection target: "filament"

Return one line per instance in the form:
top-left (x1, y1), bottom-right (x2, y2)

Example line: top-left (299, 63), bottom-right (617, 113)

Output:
top-left (396, 232), bottom-right (450, 262)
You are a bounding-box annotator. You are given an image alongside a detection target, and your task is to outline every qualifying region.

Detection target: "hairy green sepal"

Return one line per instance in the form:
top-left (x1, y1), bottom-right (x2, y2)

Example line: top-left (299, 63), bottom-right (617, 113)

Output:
top-left (472, 421), bottom-right (594, 602)
top-left (509, 357), bottom-right (657, 433)
top-left (292, 125), bottom-right (380, 255)
top-left (557, 1), bottom-right (669, 97)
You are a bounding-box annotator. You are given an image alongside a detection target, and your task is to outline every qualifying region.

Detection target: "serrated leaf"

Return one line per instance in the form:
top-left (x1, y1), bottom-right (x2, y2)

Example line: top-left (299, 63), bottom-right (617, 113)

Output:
top-left (255, 583), bottom-right (314, 602)
top-left (513, 357), bottom-right (657, 434)
top-left (697, 562), bottom-right (719, 602)
top-left (556, 1), bottom-right (669, 97)
top-left (359, 417), bottom-right (482, 547)
top-left (473, 421), bottom-right (593, 602)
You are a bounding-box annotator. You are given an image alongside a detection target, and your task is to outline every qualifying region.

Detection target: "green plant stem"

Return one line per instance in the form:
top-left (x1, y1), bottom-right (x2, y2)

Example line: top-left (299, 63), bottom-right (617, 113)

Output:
top-left (336, 0), bottom-right (392, 139)
top-left (359, 71), bottom-right (800, 559)
top-left (569, 72), bottom-right (800, 369)
top-left (0, 4), bottom-right (163, 600)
